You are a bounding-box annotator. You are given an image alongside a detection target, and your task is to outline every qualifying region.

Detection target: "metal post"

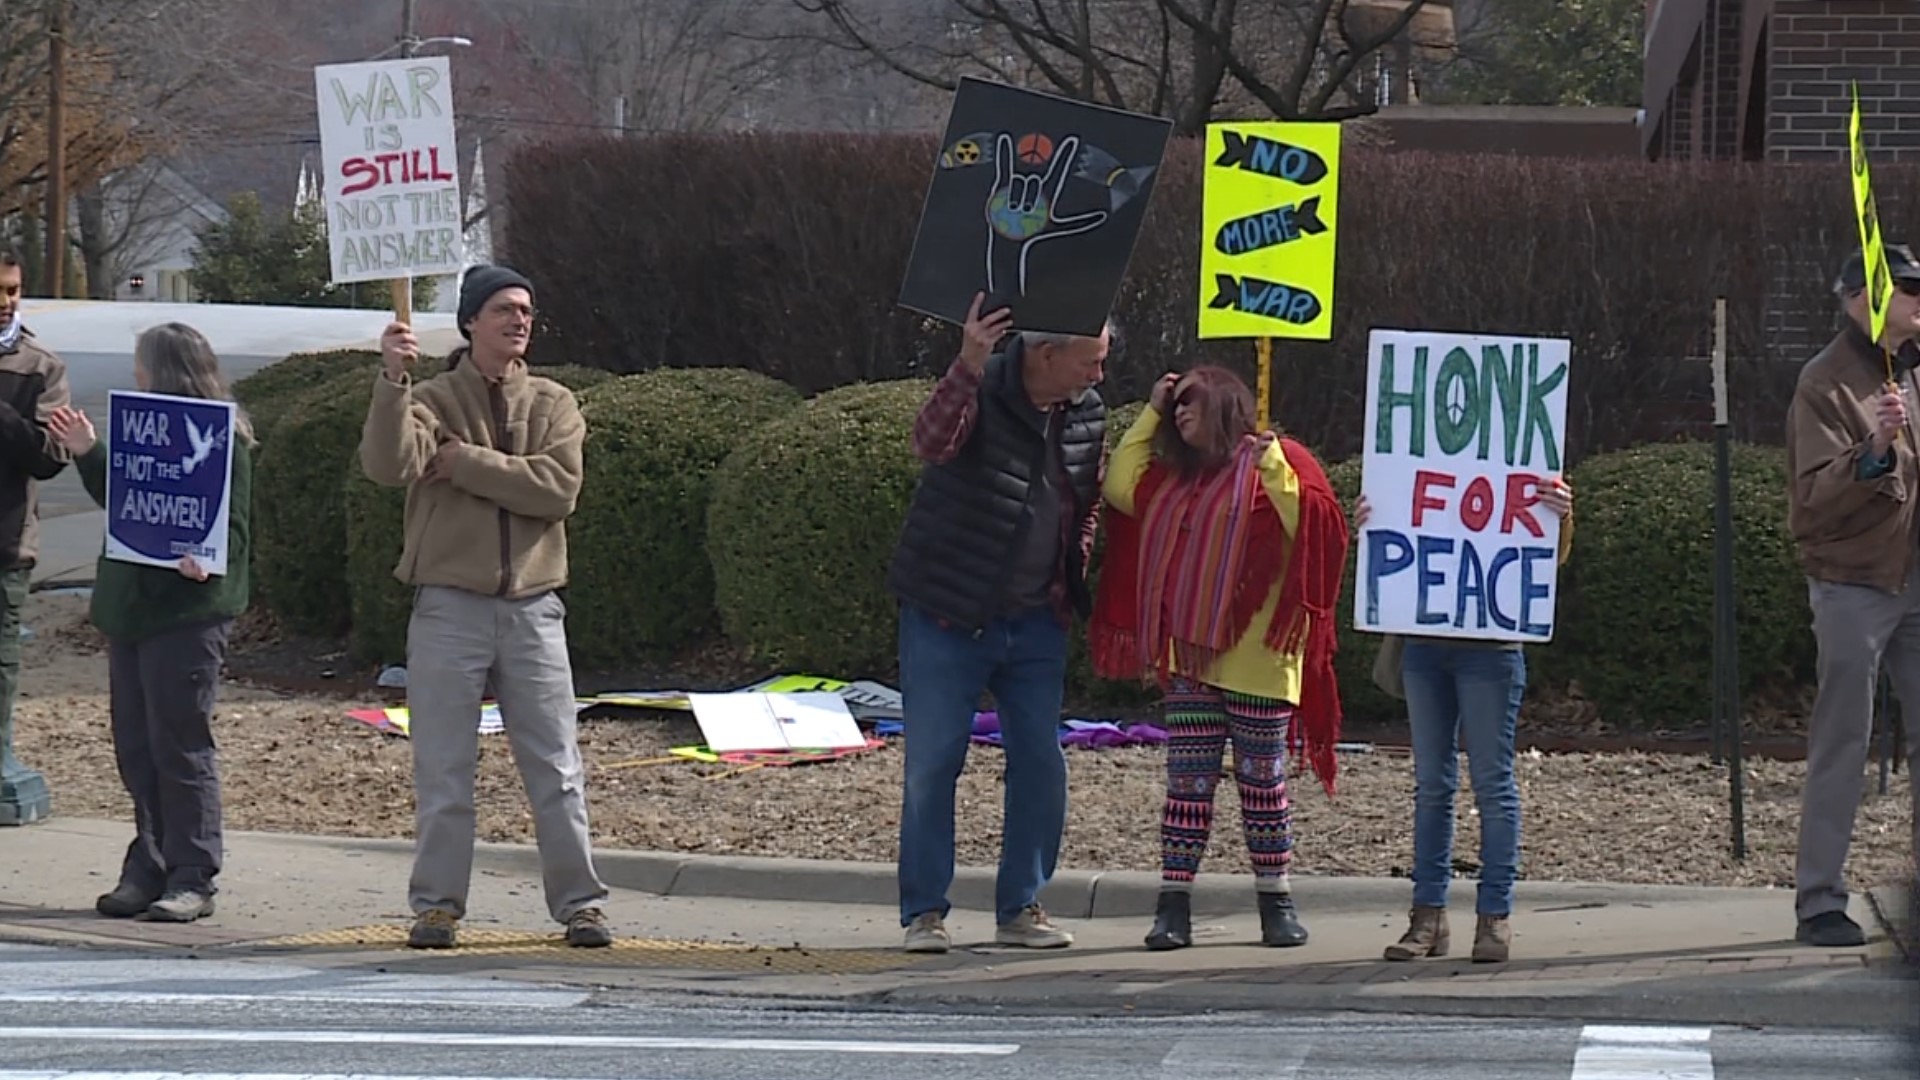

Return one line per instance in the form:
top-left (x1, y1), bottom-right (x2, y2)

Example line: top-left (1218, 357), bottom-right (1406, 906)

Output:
top-left (1877, 673), bottom-right (1892, 797)
top-left (1711, 297), bottom-right (1746, 860)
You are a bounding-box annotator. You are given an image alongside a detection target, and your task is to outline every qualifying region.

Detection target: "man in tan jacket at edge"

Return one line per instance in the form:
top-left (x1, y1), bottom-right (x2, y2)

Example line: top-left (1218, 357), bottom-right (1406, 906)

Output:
top-left (1785, 241), bottom-right (1920, 949)
top-left (360, 265), bottom-right (610, 950)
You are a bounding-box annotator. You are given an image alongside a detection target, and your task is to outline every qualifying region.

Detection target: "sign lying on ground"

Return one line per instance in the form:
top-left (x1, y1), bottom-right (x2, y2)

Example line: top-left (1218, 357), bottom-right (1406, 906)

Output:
top-left (1197, 120), bottom-right (1342, 342)
top-left (1352, 329), bottom-right (1572, 643)
top-left (104, 390), bottom-right (237, 576)
top-left (688, 692), bottom-right (867, 754)
top-left (899, 76), bottom-right (1173, 336)
top-left (313, 56), bottom-right (464, 284)
top-left (1848, 84), bottom-right (1893, 346)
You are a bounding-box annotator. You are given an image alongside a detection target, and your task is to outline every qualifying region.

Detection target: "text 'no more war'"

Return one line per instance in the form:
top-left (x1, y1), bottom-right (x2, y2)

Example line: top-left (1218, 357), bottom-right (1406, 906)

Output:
top-left (1199, 124), bottom-right (1338, 338)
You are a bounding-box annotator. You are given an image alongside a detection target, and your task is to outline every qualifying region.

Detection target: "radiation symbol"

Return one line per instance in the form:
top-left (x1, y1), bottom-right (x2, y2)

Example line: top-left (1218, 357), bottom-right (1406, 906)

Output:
top-left (952, 140), bottom-right (981, 164)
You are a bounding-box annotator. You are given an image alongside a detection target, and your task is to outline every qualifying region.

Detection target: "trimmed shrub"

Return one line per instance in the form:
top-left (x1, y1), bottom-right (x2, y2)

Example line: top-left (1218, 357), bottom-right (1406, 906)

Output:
top-left (707, 380), bottom-right (928, 673)
top-left (530, 363), bottom-right (616, 393)
top-left (566, 369), bottom-right (802, 668)
top-left (341, 465), bottom-right (413, 665)
top-left (341, 364), bottom-right (624, 665)
top-left (233, 350), bottom-right (380, 441)
top-left (254, 367), bottom-right (380, 635)
top-left (1551, 441), bottom-right (1807, 727)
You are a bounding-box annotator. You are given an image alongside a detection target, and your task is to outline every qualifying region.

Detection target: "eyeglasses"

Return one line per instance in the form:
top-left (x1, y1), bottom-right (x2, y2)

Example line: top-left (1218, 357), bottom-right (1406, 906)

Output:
top-left (1898, 280), bottom-right (1920, 298)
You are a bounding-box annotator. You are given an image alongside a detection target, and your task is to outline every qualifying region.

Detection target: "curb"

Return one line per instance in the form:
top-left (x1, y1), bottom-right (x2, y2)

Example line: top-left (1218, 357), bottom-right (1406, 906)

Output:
top-left (273, 831), bottom-right (1778, 920)
top-left (1867, 882), bottom-right (1915, 962)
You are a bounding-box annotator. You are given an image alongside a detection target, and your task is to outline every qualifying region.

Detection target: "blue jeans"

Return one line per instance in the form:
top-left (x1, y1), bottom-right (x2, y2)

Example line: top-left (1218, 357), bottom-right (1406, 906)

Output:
top-left (1400, 642), bottom-right (1525, 916)
top-left (896, 602), bottom-right (1068, 927)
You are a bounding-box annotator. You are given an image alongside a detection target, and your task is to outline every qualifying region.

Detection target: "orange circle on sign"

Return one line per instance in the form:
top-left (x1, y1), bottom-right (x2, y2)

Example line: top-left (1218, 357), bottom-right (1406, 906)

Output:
top-left (1017, 133), bottom-right (1054, 165)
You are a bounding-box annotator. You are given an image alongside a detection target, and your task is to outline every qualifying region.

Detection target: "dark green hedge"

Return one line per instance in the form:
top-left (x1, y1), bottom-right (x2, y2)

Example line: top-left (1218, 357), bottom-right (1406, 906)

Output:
top-left (566, 368), bottom-right (802, 668)
top-left (706, 380), bottom-right (928, 673)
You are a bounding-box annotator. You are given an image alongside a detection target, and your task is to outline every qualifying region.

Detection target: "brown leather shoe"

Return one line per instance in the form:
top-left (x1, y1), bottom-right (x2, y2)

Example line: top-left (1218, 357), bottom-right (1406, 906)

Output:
top-left (1472, 913), bottom-right (1512, 963)
top-left (1383, 905), bottom-right (1450, 961)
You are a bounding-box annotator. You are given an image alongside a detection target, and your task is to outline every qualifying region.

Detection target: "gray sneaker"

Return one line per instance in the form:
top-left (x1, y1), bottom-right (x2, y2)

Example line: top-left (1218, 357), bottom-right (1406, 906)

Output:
top-left (903, 912), bottom-right (950, 954)
top-left (142, 890), bottom-right (215, 923)
top-left (995, 904), bottom-right (1073, 948)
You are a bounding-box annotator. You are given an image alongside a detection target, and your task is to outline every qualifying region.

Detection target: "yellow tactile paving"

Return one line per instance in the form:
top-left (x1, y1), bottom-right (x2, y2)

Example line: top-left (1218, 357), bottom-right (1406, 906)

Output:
top-left (241, 924), bottom-right (919, 973)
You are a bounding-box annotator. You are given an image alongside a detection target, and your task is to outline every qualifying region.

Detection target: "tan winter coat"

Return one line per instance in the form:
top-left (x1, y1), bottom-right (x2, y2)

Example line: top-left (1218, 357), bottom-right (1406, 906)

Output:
top-left (359, 351), bottom-right (584, 599)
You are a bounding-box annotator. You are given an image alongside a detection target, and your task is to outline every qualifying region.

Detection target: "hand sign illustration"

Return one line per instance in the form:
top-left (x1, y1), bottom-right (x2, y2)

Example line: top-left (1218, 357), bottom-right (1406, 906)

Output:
top-left (983, 131), bottom-right (1110, 297)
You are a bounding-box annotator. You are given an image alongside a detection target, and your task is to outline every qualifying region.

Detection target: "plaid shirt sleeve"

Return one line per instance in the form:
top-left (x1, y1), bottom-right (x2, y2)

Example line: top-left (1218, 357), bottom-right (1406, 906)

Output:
top-left (911, 360), bottom-right (984, 464)
top-left (1076, 439), bottom-right (1106, 568)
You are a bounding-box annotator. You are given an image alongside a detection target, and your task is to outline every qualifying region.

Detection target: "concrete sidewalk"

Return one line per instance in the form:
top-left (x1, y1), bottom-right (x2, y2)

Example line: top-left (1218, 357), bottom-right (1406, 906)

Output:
top-left (1, 817), bottom-right (1914, 1030)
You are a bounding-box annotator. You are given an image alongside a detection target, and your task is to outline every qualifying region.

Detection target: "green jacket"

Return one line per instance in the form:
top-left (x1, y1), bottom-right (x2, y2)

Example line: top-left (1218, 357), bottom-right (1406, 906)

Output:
top-left (74, 438), bottom-right (252, 642)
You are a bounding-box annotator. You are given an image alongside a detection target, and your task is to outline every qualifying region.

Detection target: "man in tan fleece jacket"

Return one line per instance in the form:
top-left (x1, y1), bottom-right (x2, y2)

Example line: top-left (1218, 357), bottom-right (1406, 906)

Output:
top-left (359, 264), bottom-right (610, 950)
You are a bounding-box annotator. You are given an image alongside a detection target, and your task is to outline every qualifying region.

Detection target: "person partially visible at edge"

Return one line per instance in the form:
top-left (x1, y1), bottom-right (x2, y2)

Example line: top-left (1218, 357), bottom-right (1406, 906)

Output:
top-left (1784, 241), bottom-right (1920, 949)
top-left (46, 324), bottom-right (251, 924)
top-left (885, 292), bottom-right (1109, 955)
top-left (0, 249), bottom-right (70, 823)
top-left (1351, 475), bottom-right (1573, 965)
top-left (358, 264), bottom-right (612, 951)
top-left (1087, 367), bottom-right (1349, 952)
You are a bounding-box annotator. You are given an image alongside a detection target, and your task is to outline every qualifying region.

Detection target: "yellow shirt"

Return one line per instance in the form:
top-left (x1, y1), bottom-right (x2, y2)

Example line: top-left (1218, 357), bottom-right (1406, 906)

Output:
top-left (1102, 407), bottom-right (1304, 704)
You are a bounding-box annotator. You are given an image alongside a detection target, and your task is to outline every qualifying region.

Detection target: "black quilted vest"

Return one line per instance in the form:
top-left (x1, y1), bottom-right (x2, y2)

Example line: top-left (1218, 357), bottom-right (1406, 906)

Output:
top-left (886, 339), bottom-right (1106, 631)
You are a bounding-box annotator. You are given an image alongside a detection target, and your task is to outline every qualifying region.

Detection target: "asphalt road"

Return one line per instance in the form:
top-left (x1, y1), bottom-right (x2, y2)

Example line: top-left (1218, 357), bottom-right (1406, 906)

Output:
top-left (0, 943), bottom-right (1911, 1079)
top-left (33, 350), bottom-right (280, 519)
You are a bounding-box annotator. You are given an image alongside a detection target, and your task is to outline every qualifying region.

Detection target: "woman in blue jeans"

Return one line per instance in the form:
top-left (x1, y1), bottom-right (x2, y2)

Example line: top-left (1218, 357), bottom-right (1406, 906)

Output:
top-left (1352, 478), bottom-right (1572, 963)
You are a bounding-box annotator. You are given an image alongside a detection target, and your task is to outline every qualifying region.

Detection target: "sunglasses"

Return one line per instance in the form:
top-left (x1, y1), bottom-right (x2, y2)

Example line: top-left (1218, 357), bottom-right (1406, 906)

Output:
top-left (1899, 280), bottom-right (1920, 298)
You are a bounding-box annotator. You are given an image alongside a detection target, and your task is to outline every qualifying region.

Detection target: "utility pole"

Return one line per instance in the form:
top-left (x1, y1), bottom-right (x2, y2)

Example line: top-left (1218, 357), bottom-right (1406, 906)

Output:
top-left (44, 0), bottom-right (67, 298)
top-left (391, 0), bottom-right (417, 324)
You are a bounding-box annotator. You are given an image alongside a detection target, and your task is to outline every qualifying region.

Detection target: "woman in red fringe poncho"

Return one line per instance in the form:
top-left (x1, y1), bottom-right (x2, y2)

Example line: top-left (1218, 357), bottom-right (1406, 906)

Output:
top-left (1089, 366), bottom-right (1349, 951)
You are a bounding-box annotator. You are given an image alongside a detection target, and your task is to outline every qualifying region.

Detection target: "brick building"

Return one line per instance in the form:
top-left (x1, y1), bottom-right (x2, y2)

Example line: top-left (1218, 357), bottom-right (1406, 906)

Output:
top-left (1641, 0), bottom-right (1920, 162)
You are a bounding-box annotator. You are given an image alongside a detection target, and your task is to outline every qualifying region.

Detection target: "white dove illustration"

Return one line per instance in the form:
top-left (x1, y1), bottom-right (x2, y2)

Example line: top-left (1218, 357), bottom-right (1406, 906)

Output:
top-left (180, 414), bottom-right (220, 476)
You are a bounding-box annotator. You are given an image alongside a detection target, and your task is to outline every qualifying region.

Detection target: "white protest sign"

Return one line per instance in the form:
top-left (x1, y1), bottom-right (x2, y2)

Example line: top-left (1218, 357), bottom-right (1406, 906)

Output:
top-left (313, 56), bottom-right (464, 285)
top-left (1353, 329), bottom-right (1572, 643)
top-left (687, 692), bottom-right (867, 753)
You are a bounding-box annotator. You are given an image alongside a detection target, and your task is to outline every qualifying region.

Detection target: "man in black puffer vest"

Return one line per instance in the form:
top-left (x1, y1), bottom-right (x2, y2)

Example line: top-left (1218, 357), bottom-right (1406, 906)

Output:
top-left (886, 293), bottom-right (1109, 954)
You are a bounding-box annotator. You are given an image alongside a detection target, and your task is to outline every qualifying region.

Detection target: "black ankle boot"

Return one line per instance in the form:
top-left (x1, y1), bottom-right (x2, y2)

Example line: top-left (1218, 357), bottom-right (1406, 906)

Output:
top-left (1145, 890), bottom-right (1192, 951)
top-left (1258, 891), bottom-right (1309, 947)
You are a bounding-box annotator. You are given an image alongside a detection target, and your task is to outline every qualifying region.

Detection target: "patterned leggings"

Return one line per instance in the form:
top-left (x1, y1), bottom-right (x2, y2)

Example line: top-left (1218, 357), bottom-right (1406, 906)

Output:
top-left (1160, 677), bottom-right (1295, 885)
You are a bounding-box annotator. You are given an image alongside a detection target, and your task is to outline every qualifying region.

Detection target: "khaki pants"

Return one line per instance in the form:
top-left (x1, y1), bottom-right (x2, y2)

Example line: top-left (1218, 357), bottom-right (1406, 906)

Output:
top-left (406, 586), bottom-right (606, 924)
top-left (1799, 576), bottom-right (1920, 921)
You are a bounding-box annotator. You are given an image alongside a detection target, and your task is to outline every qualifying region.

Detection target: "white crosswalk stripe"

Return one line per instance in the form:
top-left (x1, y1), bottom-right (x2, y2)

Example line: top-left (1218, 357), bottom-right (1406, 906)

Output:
top-left (1570, 1024), bottom-right (1715, 1080)
top-left (1159, 1033), bottom-right (1307, 1079)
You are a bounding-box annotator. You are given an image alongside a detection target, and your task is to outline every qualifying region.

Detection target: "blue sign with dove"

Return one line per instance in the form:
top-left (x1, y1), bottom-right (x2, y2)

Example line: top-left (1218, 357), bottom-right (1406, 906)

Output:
top-left (104, 390), bottom-right (237, 576)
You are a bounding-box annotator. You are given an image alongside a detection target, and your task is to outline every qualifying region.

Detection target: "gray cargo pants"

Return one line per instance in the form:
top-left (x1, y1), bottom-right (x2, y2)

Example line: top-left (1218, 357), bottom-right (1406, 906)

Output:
top-left (1799, 576), bottom-right (1920, 921)
top-left (406, 585), bottom-right (607, 924)
top-left (107, 619), bottom-right (231, 896)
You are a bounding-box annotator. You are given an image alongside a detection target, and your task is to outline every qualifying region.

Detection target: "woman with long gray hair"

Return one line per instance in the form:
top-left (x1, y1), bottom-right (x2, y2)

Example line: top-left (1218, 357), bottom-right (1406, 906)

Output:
top-left (46, 322), bottom-right (254, 923)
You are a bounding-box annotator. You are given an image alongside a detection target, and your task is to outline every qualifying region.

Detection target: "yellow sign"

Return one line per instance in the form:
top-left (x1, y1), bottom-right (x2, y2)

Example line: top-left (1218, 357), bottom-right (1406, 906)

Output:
top-left (1849, 85), bottom-right (1893, 345)
top-left (1197, 121), bottom-right (1342, 341)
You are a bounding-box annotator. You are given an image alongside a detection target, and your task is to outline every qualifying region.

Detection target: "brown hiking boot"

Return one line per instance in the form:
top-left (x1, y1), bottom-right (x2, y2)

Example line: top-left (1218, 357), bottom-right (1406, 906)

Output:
top-left (1383, 905), bottom-right (1450, 961)
top-left (408, 909), bottom-right (458, 949)
top-left (1472, 913), bottom-right (1512, 963)
top-left (565, 907), bottom-right (613, 948)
